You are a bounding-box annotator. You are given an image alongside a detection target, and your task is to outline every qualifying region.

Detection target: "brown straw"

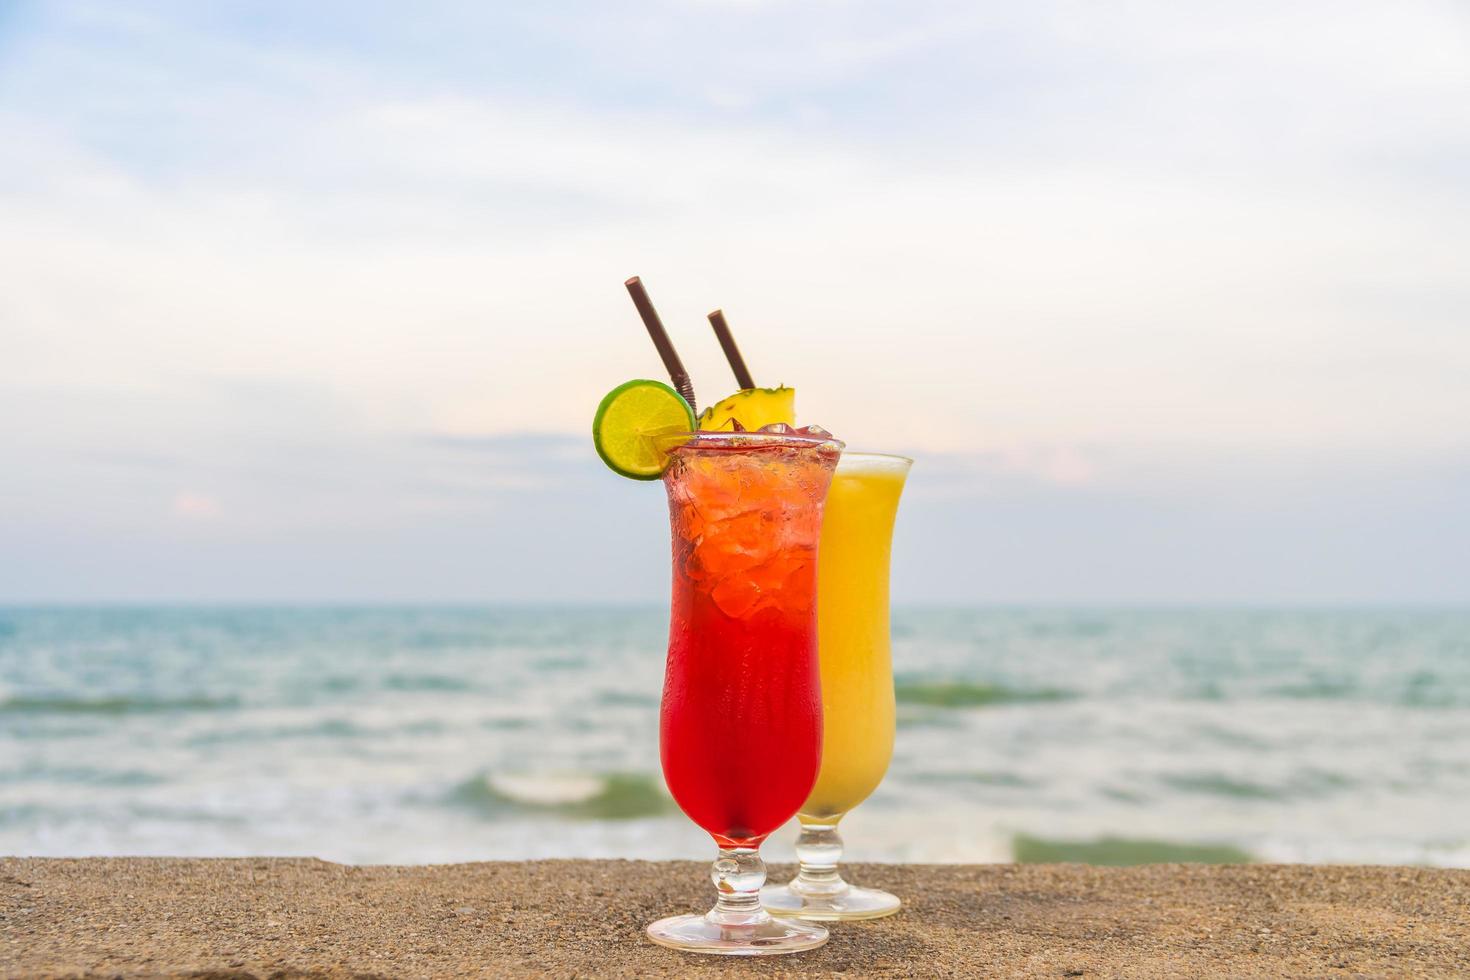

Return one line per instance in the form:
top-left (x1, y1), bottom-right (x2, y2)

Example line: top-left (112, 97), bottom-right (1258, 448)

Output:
top-left (624, 276), bottom-right (697, 413)
top-left (706, 309), bottom-right (756, 391)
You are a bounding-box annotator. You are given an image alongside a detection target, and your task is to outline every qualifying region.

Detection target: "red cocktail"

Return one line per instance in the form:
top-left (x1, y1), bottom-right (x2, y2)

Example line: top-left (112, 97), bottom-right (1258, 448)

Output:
top-left (647, 428), bottom-right (840, 955)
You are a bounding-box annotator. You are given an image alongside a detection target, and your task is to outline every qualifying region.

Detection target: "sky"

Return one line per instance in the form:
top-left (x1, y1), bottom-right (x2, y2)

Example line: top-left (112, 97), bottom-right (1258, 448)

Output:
top-left (1, 0), bottom-right (1468, 603)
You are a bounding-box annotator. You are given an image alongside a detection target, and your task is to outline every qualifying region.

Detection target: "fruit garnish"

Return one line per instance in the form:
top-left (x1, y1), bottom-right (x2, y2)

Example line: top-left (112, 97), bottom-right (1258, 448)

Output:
top-left (696, 386), bottom-right (795, 432)
top-left (593, 380), bottom-right (697, 480)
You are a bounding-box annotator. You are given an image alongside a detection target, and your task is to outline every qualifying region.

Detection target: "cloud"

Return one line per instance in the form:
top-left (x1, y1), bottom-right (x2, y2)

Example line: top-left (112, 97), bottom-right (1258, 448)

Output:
top-left (911, 445), bottom-right (1101, 497)
top-left (172, 491), bottom-right (221, 520)
top-left (4, 425), bottom-right (1467, 604)
top-left (0, 0), bottom-right (1467, 600)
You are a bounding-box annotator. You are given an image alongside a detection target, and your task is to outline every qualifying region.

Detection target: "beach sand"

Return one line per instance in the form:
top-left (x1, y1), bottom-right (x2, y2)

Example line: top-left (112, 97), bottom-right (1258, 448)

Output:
top-left (4, 858), bottom-right (1468, 977)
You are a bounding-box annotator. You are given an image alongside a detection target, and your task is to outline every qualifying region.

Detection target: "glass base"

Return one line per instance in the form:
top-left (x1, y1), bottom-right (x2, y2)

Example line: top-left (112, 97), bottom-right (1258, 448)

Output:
top-left (645, 911), bottom-right (828, 956)
top-left (762, 882), bottom-right (901, 921)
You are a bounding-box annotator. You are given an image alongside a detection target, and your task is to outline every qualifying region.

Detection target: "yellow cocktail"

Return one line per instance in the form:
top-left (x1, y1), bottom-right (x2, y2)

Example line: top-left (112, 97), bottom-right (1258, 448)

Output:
top-left (763, 452), bottom-right (911, 921)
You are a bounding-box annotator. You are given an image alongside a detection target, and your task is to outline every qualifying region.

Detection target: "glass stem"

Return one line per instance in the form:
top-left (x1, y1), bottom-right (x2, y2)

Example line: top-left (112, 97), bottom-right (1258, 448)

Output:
top-left (791, 822), bottom-right (849, 897)
top-left (710, 846), bottom-right (769, 925)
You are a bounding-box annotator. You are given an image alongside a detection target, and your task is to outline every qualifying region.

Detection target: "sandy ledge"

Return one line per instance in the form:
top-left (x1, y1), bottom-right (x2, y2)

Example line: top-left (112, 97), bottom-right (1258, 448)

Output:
top-left (3, 858), bottom-right (1468, 978)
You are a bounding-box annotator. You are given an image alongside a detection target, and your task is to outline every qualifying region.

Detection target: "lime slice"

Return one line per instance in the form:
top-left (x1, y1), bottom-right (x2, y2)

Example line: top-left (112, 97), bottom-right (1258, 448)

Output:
top-left (593, 379), bottom-right (696, 480)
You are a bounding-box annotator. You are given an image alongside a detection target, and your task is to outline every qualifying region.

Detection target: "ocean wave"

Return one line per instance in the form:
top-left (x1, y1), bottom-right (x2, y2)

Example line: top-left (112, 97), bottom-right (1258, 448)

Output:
top-left (895, 709), bottom-right (966, 729)
top-left (596, 690), bottom-right (659, 708)
top-left (1184, 678), bottom-right (1465, 707)
top-left (319, 673), bottom-right (473, 693)
top-left (5, 606), bottom-right (1468, 865)
top-left (1161, 772), bottom-right (1279, 800)
top-left (894, 679), bottom-right (1073, 708)
top-left (1161, 768), bottom-right (1354, 801)
top-left (0, 765), bottom-right (166, 786)
top-left (912, 770), bottom-right (1036, 788)
top-left (1026, 617), bottom-right (1114, 638)
top-left (0, 694), bottom-right (239, 716)
top-left (1012, 833), bottom-right (1253, 865)
top-left (185, 718), bottom-right (367, 745)
top-left (382, 673), bottom-right (473, 692)
top-left (448, 771), bottom-right (673, 820)
top-left (1400, 672), bottom-right (1460, 708)
top-left (1266, 679), bottom-right (1356, 700)
top-left (480, 716), bottom-right (535, 730)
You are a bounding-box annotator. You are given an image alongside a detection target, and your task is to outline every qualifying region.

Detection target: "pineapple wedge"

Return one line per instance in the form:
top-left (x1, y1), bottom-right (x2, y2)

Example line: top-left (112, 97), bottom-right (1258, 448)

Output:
top-left (696, 386), bottom-right (795, 431)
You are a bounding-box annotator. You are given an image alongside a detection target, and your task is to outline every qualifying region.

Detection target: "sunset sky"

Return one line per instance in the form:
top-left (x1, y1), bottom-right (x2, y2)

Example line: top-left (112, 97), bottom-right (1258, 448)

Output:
top-left (2, 1), bottom-right (1468, 602)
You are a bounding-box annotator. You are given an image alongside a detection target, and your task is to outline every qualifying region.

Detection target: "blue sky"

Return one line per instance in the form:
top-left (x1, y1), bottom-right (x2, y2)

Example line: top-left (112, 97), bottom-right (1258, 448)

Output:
top-left (1, 1), bottom-right (1468, 602)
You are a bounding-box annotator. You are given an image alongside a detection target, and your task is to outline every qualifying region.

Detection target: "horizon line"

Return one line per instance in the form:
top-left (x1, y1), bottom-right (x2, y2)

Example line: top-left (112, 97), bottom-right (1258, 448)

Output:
top-left (3, 599), bottom-right (1468, 612)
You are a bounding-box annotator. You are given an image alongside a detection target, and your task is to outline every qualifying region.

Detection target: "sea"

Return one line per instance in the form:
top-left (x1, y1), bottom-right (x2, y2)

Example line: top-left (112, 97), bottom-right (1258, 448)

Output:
top-left (2, 606), bottom-right (1467, 867)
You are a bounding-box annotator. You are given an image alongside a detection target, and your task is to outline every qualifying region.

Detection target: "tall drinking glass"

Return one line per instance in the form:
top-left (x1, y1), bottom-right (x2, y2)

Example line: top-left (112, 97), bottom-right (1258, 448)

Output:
top-left (646, 430), bottom-right (841, 955)
top-left (763, 452), bottom-right (912, 920)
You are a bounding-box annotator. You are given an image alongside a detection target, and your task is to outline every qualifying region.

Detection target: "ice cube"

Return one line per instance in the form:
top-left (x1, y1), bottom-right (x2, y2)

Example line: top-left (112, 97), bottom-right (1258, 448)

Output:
top-left (711, 574), bottom-right (762, 619)
top-left (705, 509), bottom-right (775, 567)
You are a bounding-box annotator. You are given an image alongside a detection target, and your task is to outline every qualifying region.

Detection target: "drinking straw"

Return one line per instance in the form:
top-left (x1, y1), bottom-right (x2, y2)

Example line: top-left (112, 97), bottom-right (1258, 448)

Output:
top-left (624, 276), bottom-right (697, 413)
top-left (706, 309), bottom-right (756, 391)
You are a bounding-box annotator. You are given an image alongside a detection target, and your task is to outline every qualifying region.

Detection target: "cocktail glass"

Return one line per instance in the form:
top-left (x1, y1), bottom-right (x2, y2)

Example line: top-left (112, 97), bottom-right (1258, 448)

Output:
top-left (645, 429), bottom-right (842, 955)
top-left (763, 452), bottom-right (912, 921)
